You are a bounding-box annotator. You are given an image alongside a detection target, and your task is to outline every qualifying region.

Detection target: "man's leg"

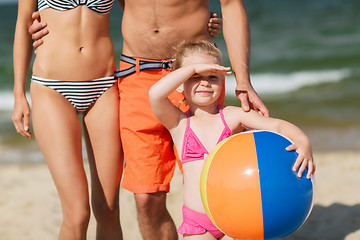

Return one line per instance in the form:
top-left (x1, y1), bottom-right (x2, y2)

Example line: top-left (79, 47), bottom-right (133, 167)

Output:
top-left (135, 192), bottom-right (178, 240)
top-left (118, 58), bottom-right (181, 239)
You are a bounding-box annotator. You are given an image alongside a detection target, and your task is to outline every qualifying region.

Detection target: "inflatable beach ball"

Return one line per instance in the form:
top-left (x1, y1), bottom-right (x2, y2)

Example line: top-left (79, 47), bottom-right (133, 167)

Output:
top-left (200, 130), bottom-right (314, 240)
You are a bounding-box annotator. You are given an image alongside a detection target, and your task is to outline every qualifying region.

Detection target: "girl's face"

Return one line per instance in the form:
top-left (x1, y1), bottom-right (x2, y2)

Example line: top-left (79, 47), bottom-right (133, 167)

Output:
top-left (181, 53), bottom-right (223, 107)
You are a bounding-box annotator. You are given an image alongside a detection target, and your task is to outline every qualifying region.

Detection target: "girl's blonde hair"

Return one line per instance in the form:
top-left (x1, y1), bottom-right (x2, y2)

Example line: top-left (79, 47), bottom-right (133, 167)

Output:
top-left (173, 41), bottom-right (223, 69)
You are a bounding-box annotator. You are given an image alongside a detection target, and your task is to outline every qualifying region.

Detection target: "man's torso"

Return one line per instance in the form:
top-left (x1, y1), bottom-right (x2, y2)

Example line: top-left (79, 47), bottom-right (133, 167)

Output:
top-left (121, 0), bottom-right (212, 59)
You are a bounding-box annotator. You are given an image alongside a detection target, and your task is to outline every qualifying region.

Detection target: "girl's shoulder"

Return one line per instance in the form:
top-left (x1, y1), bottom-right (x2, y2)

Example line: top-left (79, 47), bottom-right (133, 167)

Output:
top-left (221, 105), bottom-right (256, 133)
top-left (222, 105), bottom-right (259, 115)
top-left (221, 105), bottom-right (246, 115)
top-left (221, 105), bottom-right (243, 126)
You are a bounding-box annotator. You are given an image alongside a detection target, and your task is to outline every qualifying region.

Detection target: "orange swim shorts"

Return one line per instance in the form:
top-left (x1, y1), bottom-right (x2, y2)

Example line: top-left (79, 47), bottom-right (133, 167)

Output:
top-left (117, 55), bottom-right (225, 194)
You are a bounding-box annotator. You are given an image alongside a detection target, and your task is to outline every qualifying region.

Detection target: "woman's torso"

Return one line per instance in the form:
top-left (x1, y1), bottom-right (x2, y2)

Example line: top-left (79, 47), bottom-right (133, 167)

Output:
top-left (33, 3), bottom-right (115, 80)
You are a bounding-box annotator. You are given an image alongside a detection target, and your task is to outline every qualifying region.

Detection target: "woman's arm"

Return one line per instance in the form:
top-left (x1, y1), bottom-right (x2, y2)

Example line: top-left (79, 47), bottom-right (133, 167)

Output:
top-left (12, 0), bottom-right (37, 138)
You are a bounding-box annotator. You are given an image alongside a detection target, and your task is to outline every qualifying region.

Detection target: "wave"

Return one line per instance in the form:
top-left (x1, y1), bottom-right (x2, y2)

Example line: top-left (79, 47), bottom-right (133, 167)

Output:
top-left (225, 68), bottom-right (351, 96)
top-left (0, 0), bottom-right (17, 5)
top-left (0, 91), bottom-right (31, 111)
top-left (0, 68), bottom-right (352, 111)
top-left (0, 146), bottom-right (44, 164)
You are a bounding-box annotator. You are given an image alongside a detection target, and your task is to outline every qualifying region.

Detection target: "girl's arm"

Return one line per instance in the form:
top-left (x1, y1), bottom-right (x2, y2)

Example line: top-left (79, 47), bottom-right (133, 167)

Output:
top-left (230, 108), bottom-right (315, 178)
top-left (278, 122), bottom-right (315, 179)
top-left (12, 0), bottom-right (37, 138)
top-left (149, 65), bottom-right (198, 130)
top-left (149, 64), bottom-right (230, 130)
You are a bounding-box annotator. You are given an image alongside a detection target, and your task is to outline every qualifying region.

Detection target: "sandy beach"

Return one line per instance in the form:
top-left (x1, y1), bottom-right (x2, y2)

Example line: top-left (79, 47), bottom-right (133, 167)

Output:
top-left (1, 0), bottom-right (359, 239)
top-left (0, 150), bottom-right (360, 240)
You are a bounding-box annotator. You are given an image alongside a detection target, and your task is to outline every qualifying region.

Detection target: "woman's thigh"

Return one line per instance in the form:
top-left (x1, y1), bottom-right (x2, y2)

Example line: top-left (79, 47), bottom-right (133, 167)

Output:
top-left (30, 82), bottom-right (89, 214)
top-left (83, 84), bottom-right (123, 207)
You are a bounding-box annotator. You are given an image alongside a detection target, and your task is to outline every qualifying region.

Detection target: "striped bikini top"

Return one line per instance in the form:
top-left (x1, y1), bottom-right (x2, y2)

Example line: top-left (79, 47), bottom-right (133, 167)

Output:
top-left (181, 106), bottom-right (232, 164)
top-left (38, 0), bottom-right (114, 15)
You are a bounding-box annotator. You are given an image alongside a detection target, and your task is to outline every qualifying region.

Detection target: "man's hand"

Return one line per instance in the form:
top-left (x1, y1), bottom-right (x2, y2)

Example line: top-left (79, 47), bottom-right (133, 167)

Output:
top-left (29, 11), bottom-right (49, 49)
top-left (208, 12), bottom-right (223, 38)
top-left (235, 81), bottom-right (269, 117)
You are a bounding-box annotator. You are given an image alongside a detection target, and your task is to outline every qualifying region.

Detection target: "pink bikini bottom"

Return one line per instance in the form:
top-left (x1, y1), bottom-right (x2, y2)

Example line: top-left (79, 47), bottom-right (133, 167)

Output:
top-left (177, 205), bottom-right (224, 238)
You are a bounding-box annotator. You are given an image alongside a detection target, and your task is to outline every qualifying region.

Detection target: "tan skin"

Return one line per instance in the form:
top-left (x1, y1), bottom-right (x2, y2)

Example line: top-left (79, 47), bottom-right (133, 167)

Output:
top-left (29, 1), bottom-right (268, 239)
top-left (13, 1), bottom-right (123, 240)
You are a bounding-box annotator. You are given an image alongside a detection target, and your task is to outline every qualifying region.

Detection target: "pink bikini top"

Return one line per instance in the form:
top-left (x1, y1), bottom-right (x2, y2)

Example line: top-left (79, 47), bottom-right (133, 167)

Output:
top-left (181, 105), bottom-right (232, 164)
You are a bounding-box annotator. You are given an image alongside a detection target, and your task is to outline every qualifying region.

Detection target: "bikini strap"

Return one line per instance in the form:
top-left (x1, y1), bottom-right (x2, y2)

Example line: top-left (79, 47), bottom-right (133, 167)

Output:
top-left (218, 105), bottom-right (230, 130)
top-left (218, 105), bottom-right (225, 125)
top-left (181, 110), bottom-right (192, 162)
top-left (186, 110), bottom-right (191, 129)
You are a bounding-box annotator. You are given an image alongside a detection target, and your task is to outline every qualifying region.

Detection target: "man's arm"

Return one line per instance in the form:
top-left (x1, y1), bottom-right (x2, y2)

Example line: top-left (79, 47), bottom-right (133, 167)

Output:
top-left (220, 0), bottom-right (269, 116)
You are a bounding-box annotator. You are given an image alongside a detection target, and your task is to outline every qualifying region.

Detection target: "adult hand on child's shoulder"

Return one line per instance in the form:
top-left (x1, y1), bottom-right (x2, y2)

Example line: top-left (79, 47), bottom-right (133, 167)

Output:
top-left (235, 81), bottom-right (269, 117)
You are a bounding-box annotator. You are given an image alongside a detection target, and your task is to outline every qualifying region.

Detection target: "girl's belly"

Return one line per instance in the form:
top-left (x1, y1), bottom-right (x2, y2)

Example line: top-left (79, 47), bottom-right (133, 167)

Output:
top-left (183, 160), bottom-right (207, 214)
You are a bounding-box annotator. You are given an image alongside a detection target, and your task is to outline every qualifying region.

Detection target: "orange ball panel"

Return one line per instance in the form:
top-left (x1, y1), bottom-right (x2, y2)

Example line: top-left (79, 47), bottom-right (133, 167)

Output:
top-left (205, 133), bottom-right (264, 239)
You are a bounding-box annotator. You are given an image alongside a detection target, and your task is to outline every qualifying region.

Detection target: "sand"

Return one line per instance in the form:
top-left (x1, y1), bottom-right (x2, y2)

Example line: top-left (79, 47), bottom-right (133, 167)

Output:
top-left (0, 151), bottom-right (359, 240)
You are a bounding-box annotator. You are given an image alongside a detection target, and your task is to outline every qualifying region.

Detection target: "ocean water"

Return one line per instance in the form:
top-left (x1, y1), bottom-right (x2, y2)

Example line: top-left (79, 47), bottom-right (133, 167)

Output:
top-left (0, 0), bottom-right (359, 163)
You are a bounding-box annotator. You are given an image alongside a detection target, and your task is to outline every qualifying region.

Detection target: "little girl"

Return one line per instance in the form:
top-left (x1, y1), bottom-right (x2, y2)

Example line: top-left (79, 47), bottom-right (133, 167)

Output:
top-left (149, 41), bottom-right (315, 240)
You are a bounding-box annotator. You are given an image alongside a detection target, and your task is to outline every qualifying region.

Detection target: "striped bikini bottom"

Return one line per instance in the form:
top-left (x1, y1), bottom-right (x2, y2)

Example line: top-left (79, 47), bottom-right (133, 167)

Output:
top-left (31, 75), bottom-right (117, 114)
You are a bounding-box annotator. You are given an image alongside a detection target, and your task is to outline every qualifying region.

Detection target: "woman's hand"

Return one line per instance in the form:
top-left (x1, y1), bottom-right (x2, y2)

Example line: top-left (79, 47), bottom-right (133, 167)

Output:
top-left (12, 96), bottom-right (32, 138)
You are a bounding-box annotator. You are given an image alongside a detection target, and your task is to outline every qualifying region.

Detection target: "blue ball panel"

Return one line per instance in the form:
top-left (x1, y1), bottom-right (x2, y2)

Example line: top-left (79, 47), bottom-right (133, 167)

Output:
top-left (253, 131), bottom-right (313, 240)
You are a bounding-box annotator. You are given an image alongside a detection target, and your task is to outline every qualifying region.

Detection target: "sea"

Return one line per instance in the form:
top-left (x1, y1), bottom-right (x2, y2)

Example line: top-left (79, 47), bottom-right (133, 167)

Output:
top-left (0, 0), bottom-right (359, 163)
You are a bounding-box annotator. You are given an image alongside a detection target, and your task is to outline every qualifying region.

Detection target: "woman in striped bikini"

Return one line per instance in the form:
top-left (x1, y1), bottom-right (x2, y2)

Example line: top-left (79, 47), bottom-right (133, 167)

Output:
top-left (12, 0), bottom-right (123, 239)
